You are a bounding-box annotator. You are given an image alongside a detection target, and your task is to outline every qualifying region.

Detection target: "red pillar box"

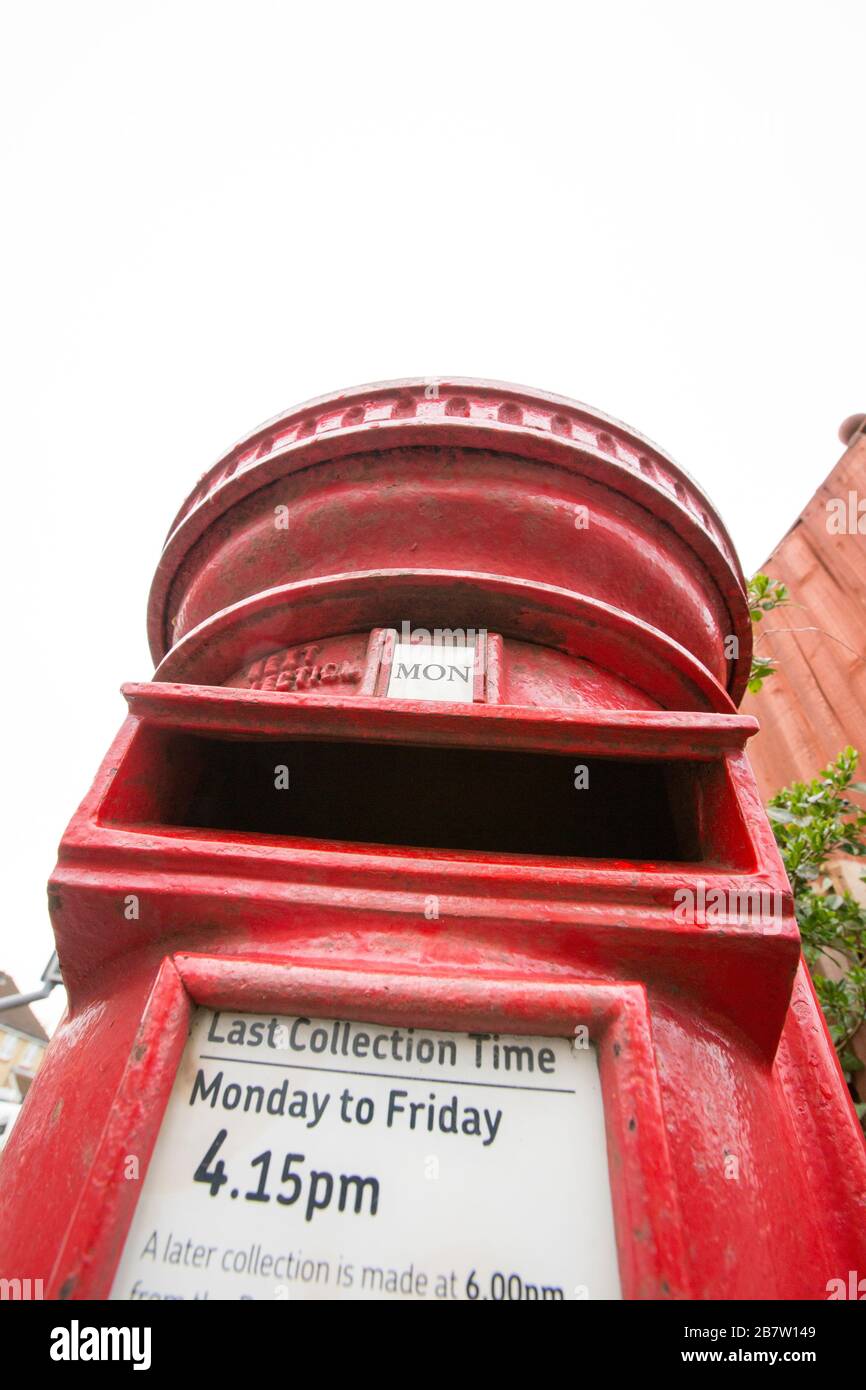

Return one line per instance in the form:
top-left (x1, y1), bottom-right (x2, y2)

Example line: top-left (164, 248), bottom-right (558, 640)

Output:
top-left (2, 379), bottom-right (864, 1301)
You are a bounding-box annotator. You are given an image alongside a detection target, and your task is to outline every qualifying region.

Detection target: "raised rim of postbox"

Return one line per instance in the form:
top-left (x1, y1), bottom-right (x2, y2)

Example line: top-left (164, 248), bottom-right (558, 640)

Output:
top-left (123, 680), bottom-right (759, 759)
top-left (47, 954), bottom-right (691, 1301)
top-left (150, 569), bottom-right (740, 714)
top-left (145, 378), bottom-right (751, 702)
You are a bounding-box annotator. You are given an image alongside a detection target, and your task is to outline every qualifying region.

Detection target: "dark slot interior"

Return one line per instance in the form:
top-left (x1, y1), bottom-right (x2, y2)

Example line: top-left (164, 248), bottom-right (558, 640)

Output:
top-left (105, 733), bottom-right (697, 862)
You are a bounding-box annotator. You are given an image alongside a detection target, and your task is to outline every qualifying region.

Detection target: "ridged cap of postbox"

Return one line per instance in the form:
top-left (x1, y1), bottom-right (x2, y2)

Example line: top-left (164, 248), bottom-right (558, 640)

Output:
top-left (147, 378), bottom-right (751, 711)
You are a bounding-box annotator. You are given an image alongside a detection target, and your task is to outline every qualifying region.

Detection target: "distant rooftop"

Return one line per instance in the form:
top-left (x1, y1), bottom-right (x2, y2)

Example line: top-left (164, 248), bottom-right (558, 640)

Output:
top-left (0, 973), bottom-right (49, 1043)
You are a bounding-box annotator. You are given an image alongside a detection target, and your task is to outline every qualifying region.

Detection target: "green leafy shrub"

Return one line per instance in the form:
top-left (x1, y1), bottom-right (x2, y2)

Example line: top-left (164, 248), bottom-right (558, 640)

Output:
top-left (768, 749), bottom-right (866, 1125)
top-left (746, 572), bottom-right (789, 693)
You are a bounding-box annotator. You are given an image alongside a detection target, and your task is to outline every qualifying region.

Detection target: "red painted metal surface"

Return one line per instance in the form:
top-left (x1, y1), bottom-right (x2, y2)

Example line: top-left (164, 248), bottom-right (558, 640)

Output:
top-left (1, 378), bottom-right (864, 1300)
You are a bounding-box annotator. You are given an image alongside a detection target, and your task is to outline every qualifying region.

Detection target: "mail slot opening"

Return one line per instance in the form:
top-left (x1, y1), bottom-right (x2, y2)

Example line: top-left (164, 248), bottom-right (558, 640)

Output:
top-left (100, 731), bottom-right (751, 866)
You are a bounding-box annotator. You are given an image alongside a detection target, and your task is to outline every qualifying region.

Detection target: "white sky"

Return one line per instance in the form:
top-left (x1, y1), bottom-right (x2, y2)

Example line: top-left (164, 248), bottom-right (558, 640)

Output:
top-left (1, 1), bottom-right (863, 1032)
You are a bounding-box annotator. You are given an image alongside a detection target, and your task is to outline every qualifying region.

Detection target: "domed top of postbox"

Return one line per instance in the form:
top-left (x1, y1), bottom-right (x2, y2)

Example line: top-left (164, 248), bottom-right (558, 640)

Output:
top-left (147, 378), bottom-right (751, 711)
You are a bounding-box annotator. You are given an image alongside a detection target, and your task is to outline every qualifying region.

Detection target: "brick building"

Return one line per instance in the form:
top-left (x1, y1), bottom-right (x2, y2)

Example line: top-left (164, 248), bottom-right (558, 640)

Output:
top-left (0, 974), bottom-right (49, 1152)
